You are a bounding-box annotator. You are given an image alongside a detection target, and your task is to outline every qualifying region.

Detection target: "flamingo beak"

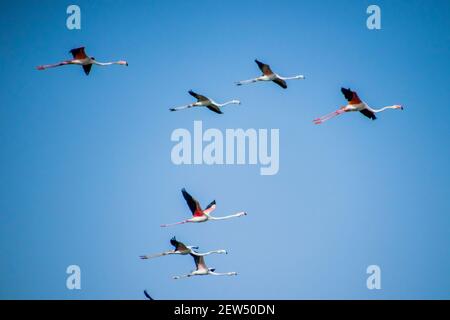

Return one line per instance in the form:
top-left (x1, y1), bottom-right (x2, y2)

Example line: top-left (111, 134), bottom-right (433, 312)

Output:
top-left (400, 105), bottom-right (404, 110)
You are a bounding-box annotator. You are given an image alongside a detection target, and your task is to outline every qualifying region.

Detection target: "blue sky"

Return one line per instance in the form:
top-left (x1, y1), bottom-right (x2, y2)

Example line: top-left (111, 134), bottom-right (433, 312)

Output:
top-left (0, 0), bottom-right (449, 299)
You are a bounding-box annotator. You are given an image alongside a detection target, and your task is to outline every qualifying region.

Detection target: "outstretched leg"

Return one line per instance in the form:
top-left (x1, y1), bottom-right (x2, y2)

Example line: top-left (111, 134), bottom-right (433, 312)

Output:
top-left (235, 78), bottom-right (260, 86)
top-left (313, 109), bottom-right (345, 124)
top-left (160, 220), bottom-right (189, 227)
top-left (36, 60), bottom-right (72, 70)
top-left (139, 251), bottom-right (174, 259)
top-left (173, 273), bottom-right (194, 280)
top-left (169, 104), bottom-right (194, 112)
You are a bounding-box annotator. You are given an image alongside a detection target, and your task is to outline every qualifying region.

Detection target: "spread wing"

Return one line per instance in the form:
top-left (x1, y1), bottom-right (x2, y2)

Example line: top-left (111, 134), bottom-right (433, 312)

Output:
top-left (255, 59), bottom-right (274, 76)
top-left (144, 290), bottom-right (154, 300)
top-left (82, 64), bottom-right (92, 75)
top-left (170, 237), bottom-right (189, 252)
top-left (360, 109), bottom-right (377, 120)
top-left (272, 78), bottom-right (287, 89)
top-left (191, 254), bottom-right (207, 271)
top-left (203, 200), bottom-right (216, 214)
top-left (188, 90), bottom-right (209, 102)
top-left (70, 47), bottom-right (88, 59)
top-left (341, 88), bottom-right (362, 105)
top-left (207, 105), bottom-right (223, 114)
top-left (181, 188), bottom-right (204, 217)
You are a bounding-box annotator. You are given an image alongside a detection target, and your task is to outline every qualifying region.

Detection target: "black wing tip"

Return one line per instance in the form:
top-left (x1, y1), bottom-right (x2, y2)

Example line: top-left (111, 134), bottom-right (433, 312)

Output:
top-left (170, 237), bottom-right (178, 247)
top-left (255, 59), bottom-right (265, 66)
top-left (211, 200), bottom-right (216, 205)
top-left (69, 46), bottom-right (85, 53)
top-left (144, 290), bottom-right (153, 300)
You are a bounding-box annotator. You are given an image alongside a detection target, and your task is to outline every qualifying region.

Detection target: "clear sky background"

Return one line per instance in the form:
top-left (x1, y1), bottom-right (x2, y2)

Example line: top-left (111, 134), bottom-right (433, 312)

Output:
top-left (0, 0), bottom-right (449, 299)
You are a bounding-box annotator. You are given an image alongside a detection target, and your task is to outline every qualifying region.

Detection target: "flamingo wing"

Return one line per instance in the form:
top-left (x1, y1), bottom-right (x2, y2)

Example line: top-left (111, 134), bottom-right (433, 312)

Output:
top-left (144, 290), bottom-right (154, 300)
top-left (191, 253), bottom-right (208, 271)
top-left (181, 188), bottom-right (204, 217)
top-left (170, 237), bottom-right (189, 252)
top-left (341, 88), bottom-right (362, 105)
top-left (360, 108), bottom-right (377, 120)
top-left (203, 200), bottom-right (216, 214)
top-left (69, 47), bottom-right (88, 59)
top-left (82, 64), bottom-right (92, 75)
top-left (255, 59), bottom-right (274, 76)
top-left (188, 90), bottom-right (209, 102)
top-left (206, 105), bottom-right (223, 114)
top-left (272, 78), bottom-right (287, 89)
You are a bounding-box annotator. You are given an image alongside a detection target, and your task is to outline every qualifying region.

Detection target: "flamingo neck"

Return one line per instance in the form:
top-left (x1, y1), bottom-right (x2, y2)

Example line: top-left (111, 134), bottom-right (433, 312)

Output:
top-left (209, 211), bottom-right (246, 220)
top-left (217, 100), bottom-right (239, 107)
top-left (279, 75), bottom-right (305, 80)
top-left (370, 105), bottom-right (400, 113)
top-left (92, 60), bottom-right (127, 66)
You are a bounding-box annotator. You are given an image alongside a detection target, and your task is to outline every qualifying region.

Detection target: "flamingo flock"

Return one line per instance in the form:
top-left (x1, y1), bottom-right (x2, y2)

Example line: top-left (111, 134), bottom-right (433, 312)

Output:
top-left (36, 47), bottom-right (404, 292)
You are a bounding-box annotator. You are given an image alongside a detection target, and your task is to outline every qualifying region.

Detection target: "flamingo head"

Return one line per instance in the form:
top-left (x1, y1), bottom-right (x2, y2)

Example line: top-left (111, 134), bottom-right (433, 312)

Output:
top-left (117, 60), bottom-right (128, 66)
top-left (394, 105), bottom-right (404, 110)
top-left (233, 100), bottom-right (241, 105)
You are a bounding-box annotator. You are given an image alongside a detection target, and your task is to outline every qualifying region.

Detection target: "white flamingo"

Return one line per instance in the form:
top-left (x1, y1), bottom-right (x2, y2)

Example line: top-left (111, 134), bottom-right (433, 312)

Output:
top-left (170, 90), bottom-right (241, 114)
top-left (314, 88), bottom-right (403, 124)
top-left (161, 188), bottom-right (247, 227)
top-left (36, 47), bottom-right (128, 75)
top-left (139, 237), bottom-right (227, 259)
top-left (236, 59), bottom-right (305, 89)
top-left (173, 254), bottom-right (237, 279)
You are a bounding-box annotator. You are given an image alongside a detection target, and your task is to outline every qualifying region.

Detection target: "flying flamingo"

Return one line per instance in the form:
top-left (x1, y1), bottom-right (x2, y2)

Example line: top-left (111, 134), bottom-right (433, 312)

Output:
top-left (161, 188), bottom-right (247, 227)
top-left (36, 47), bottom-right (128, 75)
top-left (170, 90), bottom-right (241, 114)
top-left (314, 88), bottom-right (403, 124)
top-left (173, 253), bottom-right (237, 279)
top-left (139, 237), bottom-right (227, 259)
top-left (236, 59), bottom-right (305, 89)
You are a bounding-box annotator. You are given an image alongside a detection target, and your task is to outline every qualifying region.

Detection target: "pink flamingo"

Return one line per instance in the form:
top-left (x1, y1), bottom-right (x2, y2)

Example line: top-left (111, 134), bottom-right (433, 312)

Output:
top-left (314, 88), bottom-right (403, 124)
top-left (36, 47), bottom-right (128, 75)
top-left (161, 189), bottom-right (246, 227)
